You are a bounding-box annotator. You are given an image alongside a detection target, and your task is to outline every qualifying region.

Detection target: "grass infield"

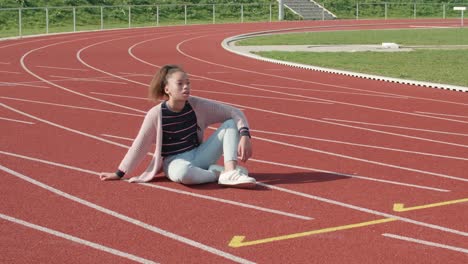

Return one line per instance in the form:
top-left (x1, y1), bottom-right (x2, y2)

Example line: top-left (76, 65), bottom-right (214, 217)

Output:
top-left (237, 28), bottom-right (468, 87)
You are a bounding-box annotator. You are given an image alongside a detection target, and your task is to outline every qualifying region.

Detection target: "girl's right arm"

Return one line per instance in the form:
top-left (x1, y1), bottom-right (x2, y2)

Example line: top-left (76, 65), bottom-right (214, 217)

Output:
top-left (100, 107), bottom-right (158, 181)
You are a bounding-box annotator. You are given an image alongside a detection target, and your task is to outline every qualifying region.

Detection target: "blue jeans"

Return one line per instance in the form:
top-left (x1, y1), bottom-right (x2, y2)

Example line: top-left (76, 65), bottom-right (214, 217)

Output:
top-left (163, 119), bottom-right (239, 184)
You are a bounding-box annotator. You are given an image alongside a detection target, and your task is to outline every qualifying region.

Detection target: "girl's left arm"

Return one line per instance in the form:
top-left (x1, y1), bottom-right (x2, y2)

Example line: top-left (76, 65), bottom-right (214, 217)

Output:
top-left (192, 96), bottom-right (249, 129)
top-left (192, 97), bottom-right (252, 161)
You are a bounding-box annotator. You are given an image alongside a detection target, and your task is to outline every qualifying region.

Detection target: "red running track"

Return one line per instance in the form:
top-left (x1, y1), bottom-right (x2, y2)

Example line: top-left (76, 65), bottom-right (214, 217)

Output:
top-left (1, 19), bottom-right (467, 263)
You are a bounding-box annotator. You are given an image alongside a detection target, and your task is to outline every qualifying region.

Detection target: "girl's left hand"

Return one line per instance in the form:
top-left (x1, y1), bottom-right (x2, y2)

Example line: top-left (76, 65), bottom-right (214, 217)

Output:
top-left (238, 136), bottom-right (252, 162)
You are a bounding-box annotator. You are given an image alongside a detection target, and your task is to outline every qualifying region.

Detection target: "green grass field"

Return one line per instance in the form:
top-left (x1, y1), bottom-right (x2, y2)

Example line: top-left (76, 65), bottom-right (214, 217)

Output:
top-left (237, 28), bottom-right (468, 87)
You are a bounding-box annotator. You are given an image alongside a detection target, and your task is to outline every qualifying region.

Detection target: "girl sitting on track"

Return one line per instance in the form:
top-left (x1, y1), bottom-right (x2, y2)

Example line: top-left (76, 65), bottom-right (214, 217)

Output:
top-left (100, 64), bottom-right (256, 188)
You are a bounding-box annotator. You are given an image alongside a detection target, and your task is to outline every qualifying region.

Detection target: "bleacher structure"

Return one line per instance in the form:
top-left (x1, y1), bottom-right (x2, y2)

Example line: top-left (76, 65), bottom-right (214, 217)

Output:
top-left (282, 0), bottom-right (336, 20)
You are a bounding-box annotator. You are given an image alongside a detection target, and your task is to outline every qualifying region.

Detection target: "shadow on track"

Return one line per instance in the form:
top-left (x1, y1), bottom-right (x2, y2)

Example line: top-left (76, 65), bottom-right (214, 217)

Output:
top-left (154, 171), bottom-right (351, 191)
top-left (254, 171), bottom-right (351, 185)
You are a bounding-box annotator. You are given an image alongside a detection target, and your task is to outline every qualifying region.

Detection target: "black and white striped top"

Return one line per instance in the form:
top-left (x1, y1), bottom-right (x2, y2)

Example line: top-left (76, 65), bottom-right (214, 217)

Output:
top-left (161, 101), bottom-right (199, 157)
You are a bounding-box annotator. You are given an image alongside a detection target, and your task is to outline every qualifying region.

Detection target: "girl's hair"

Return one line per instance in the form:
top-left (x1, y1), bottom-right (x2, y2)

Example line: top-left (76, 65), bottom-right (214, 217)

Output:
top-left (148, 64), bottom-right (185, 101)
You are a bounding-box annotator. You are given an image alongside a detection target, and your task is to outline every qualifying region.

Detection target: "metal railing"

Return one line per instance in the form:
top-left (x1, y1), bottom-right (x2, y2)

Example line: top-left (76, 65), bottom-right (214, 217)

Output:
top-left (354, 2), bottom-right (467, 20)
top-left (0, 3), bottom-right (277, 38)
top-left (1, 2), bottom-right (467, 39)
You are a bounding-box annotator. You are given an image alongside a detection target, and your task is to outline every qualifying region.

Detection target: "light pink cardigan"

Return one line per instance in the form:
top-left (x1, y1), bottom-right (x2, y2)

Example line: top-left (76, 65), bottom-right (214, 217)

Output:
top-left (119, 96), bottom-right (250, 183)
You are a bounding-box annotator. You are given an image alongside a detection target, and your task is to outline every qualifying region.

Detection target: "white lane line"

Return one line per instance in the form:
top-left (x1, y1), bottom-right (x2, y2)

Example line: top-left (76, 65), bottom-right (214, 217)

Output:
top-left (258, 182), bottom-right (468, 237)
top-left (195, 90), bottom-right (333, 104)
top-left (255, 135), bottom-right (468, 182)
top-left (0, 150), bottom-right (312, 221)
top-left (251, 83), bottom-right (408, 99)
top-left (35, 65), bottom-right (89, 71)
top-left (0, 116), bottom-right (34, 125)
top-left (323, 118), bottom-right (468, 137)
top-left (264, 68), bottom-right (295, 71)
top-left (2, 73), bottom-right (137, 88)
top-left (410, 26), bottom-right (455, 29)
top-left (0, 81), bottom-right (50, 89)
top-left (416, 111), bottom-right (468, 120)
top-left (50, 75), bottom-right (127, 84)
top-left (118, 72), bottom-right (198, 80)
top-left (382, 233), bottom-right (468, 254)
top-left (118, 72), bottom-right (153, 77)
top-left (90, 92), bottom-right (147, 100)
top-left (0, 213), bottom-right (158, 264)
top-left (0, 70), bottom-right (22, 74)
top-left (0, 165), bottom-right (255, 264)
top-left (0, 61), bottom-right (11, 65)
top-left (252, 128), bottom-right (468, 161)
top-left (101, 134), bottom-right (134, 141)
top-left (0, 97), bottom-right (145, 117)
top-left (249, 158), bottom-right (449, 193)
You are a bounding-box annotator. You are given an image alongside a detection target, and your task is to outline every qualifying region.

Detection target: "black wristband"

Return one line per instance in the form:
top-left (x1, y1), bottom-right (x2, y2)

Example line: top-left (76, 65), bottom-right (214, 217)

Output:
top-left (115, 170), bottom-right (125, 178)
top-left (239, 126), bottom-right (251, 138)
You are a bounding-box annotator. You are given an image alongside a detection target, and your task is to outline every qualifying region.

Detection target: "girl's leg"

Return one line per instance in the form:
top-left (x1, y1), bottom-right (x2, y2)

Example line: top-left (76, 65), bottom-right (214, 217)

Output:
top-left (192, 119), bottom-right (239, 169)
top-left (163, 119), bottom-right (242, 185)
top-left (163, 150), bottom-right (218, 185)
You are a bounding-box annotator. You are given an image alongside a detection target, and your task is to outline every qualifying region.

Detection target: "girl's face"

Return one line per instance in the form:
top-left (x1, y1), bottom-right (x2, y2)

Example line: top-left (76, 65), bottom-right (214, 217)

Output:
top-left (164, 71), bottom-right (190, 101)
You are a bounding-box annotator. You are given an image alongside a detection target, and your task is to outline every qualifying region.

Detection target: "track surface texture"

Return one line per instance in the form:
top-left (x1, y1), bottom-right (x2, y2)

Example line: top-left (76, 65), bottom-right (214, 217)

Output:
top-left (1, 19), bottom-right (467, 264)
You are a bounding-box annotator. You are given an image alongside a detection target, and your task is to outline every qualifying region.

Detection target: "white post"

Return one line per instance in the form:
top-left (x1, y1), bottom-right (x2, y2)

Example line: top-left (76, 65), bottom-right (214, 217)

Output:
top-left (156, 5), bottom-right (159, 26)
top-left (462, 10), bottom-right (463, 27)
top-left (443, 4), bottom-right (446, 19)
top-left (356, 3), bottom-right (359, 20)
top-left (269, 4), bottom-right (272, 22)
top-left (73, 7), bottom-right (76, 32)
top-left (46, 8), bottom-right (49, 34)
top-left (413, 3), bottom-right (416, 19)
top-left (184, 5), bottom-right (187, 25)
top-left (385, 3), bottom-right (387, 20)
top-left (128, 6), bottom-right (131, 28)
top-left (100, 6), bottom-right (103, 29)
top-left (278, 0), bottom-right (284, 21)
top-left (18, 8), bottom-right (22, 37)
top-left (241, 4), bottom-right (243, 23)
top-left (454, 7), bottom-right (466, 27)
top-left (213, 4), bottom-right (215, 24)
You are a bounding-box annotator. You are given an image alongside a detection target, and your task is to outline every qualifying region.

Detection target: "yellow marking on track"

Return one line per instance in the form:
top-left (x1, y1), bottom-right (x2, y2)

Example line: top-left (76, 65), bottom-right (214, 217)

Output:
top-left (393, 198), bottom-right (468, 212)
top-left (229, 218), bottom-right (397, 248)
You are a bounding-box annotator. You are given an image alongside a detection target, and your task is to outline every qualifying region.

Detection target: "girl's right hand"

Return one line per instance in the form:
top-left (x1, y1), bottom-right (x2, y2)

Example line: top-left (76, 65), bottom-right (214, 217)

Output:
top-left (99, 172), bottom-right (121, 181)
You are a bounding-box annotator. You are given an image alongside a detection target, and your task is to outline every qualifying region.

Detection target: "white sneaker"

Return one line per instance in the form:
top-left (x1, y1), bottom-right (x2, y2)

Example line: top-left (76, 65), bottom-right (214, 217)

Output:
top-left (218, 169), bottom-right (256, 189)
top-left (208, 164), bottom-right (249, 176)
